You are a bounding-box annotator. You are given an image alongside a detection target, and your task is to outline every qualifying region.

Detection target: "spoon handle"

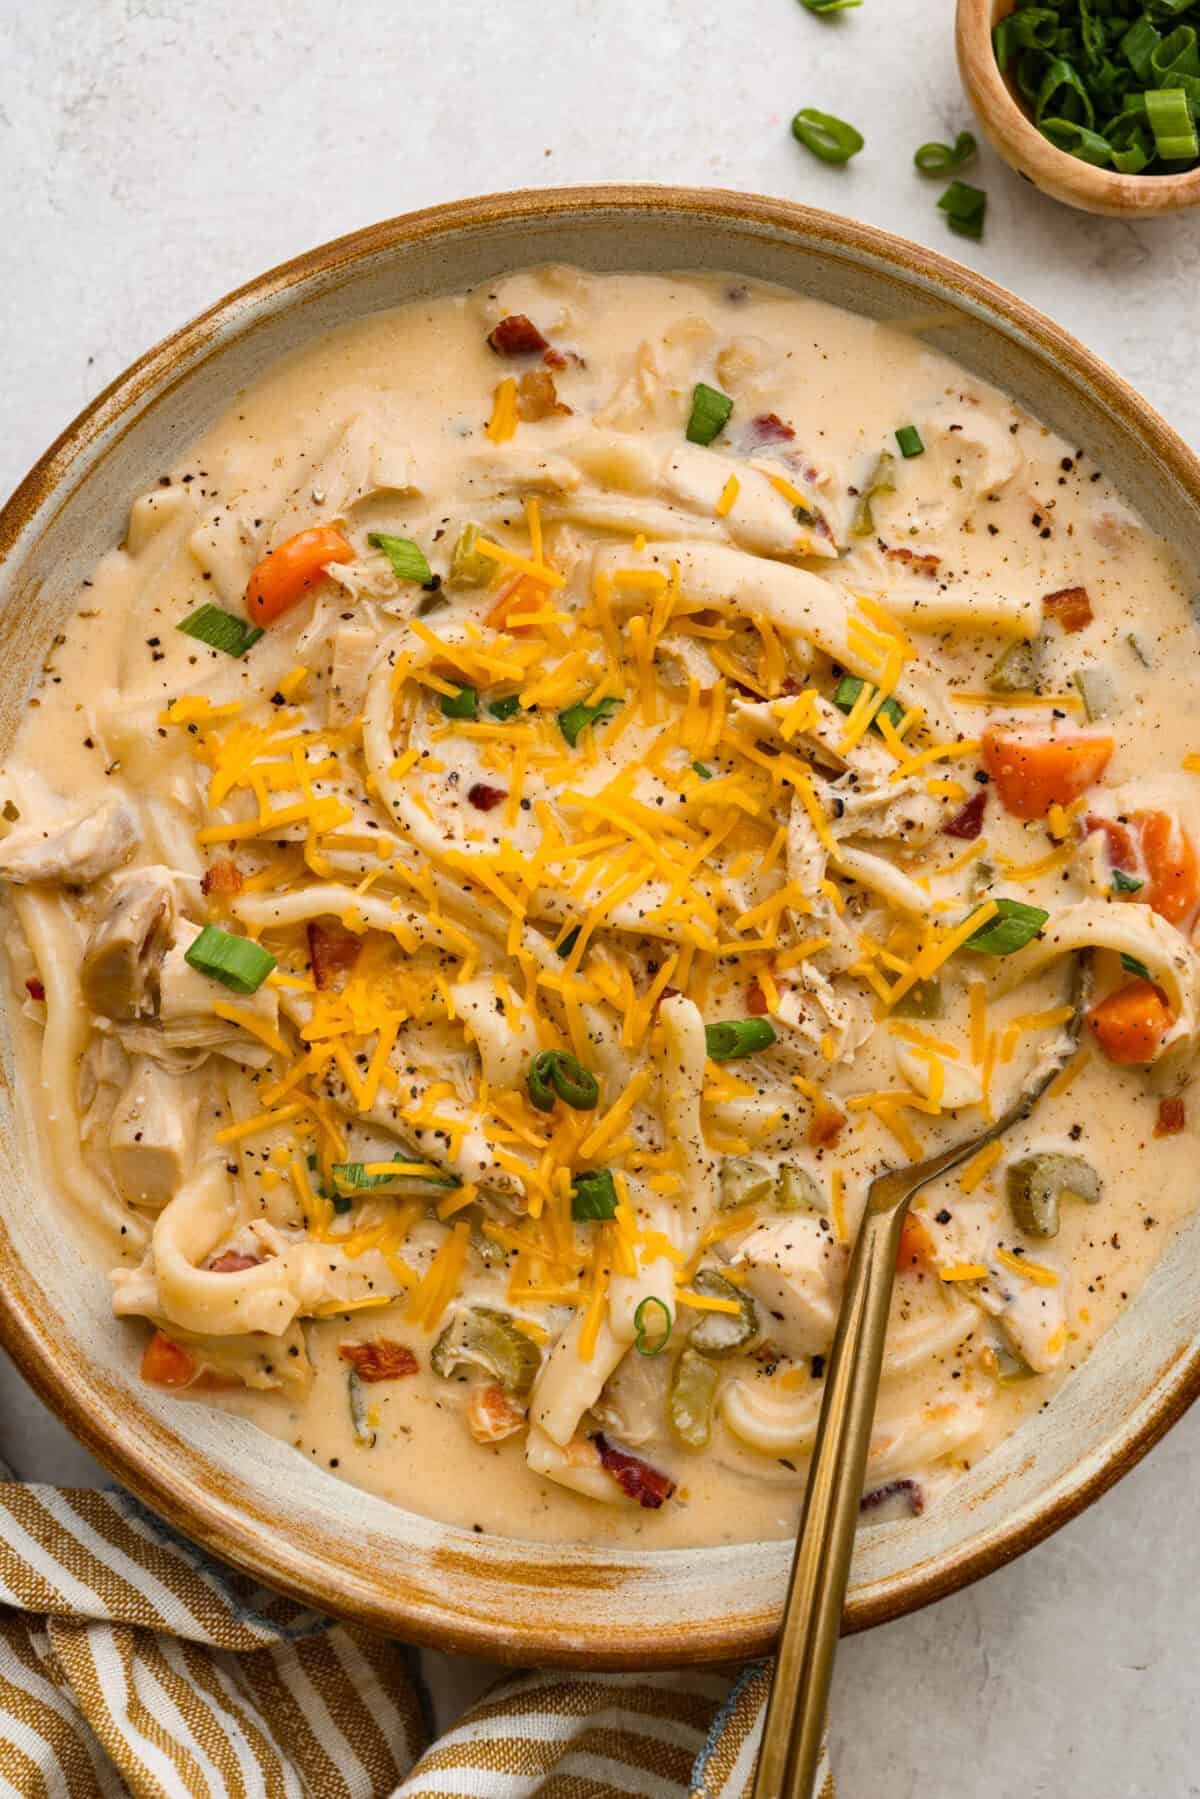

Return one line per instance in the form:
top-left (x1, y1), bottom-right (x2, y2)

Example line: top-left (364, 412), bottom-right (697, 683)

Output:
top-left (751, 1202), bottom-right (906, 1799)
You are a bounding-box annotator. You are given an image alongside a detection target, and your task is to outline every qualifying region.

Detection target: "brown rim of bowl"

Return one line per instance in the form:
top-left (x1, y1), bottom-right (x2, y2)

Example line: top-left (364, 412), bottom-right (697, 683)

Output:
top-left (957, 0), bottom-right (1200, 215)
top-left (3, 184), bottom-right (1200, 1664)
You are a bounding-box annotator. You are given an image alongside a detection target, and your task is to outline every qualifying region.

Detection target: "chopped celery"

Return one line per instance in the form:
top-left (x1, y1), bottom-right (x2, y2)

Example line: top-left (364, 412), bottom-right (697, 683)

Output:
top-left (1072, 665), bottom-right (1118, 721)
top-left (850, 452), bottom-right (896, 538)
top-left (987, 638), bottom-right (1041, 693)
top-left (448, 522), bottom-right (490, 587)
top-left (667, 1348), bottom-right (720, 1449)
top-left (719, 1156), bottom-right (775, 1210)
top-left (430, 1306), bottom-right (541, 1395)
top-left (687, 1268), bottom-right (759, 1358)
top-left (1006, 1153), bottom-right (1101, 1238)
top-left (776, 1166), bottom-right (824, 1212)
top-left (893, 977), bottom-right (944, 1019)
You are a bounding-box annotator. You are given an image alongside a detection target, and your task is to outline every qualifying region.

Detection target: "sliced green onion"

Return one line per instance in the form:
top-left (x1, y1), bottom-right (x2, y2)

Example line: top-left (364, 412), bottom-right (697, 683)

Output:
top-left (963, 898), bottom-right (1049, 957)
top-left (1121, 952), bottom-right (1153, 980)
top-left (705, 1018), bottom-right (778, 1061)
top-left (1111, 868), bottom-right (1145, 894)
top-left (558, 695), bottom-right (621, 746)
top-left (913, 131), bottom-right (978, 176)
top-left (556, 926), bottom-right (581, 959)
top-left (1122, 16), bottom-right (1163, 84)
top-left (1034, 59), bottom-right (1095, 130)
top-left (1145, 86), bottom-right (1198, 159)
top-left (177, 605), bottom-right (263, 658)
top-left (895, 425), bottom-right (925, 458)
top-left (527, 1050), bottom-right (600, 1113)
top-left (448, 522), bottom-right (490, 587)
top-left (937, 180), bottom-right (987, 241)
top-left (791, 108), bottom-right (864, 164)
top-left (634, 1296), bottom-right (673, 1356)
top-left (571, 1168), bottom-right (618, 1220)
top-left (184, 924), bottom-right (276, 994)
top-left (488, 693), bottom-right (522, 721)
top-left (692, 761), bottom-right (713, 779)
top-left (992, 8), bottom-right (1058, 72)
top-left (799, 0), bottom-right (861, 12)
top-left (1041, 118), bottom-right (1117, 165)
top-left (440, 684), bottom-right (478, 720)
top-left (331, 1161), bottom-right (460, 1193)
top-left (849, 451), bottom-right (896, 538)
top-left (685, 383), bottom-right (734, 447)
top-left (833, 673), bottom-right (904, 733)
top-left (368, 532), bottom-right (433, 585)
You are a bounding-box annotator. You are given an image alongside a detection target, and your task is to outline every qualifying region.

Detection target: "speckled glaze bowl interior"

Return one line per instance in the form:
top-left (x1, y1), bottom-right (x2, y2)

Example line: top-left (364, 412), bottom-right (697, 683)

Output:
top-left (2, 187), bottom-right (1200, 1667)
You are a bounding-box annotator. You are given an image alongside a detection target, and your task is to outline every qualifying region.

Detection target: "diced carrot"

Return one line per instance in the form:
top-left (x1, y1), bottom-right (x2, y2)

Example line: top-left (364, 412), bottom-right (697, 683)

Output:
top-left (1087, 979), bottom-right (1174, 1065)
top-left (140, 1331), bottom-right (198, 1388)
top-left (1043, 585), bottom-right (1093, 632)
top-left (1138, 811), bottom-right (1200, 926)
top-left (1155, 1096), bottom-right (1186, 1138)
top-left (983, 729), bottom-right (1113, 820)
top-left (896, 1211), bottom-right (937, 1275)
top-left (245, 526), bottom-right (354, 626)
top-left (307, 919), bottom-right (362, 991)
top-left (466, 1384), bottom-right (526, 1443)
top-left (337, 1340), bottom-right (419, 1382)
top-left (746, 980), bottom-right (768, 1016)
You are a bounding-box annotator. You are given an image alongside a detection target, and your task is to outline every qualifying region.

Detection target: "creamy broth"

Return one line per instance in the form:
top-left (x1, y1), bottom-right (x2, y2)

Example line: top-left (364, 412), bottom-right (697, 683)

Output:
top-left (3, 266), bottom-right (1198, 1549)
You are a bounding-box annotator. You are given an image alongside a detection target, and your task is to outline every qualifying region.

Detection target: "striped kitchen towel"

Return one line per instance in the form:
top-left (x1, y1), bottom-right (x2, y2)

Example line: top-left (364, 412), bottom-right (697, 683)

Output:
top-left (0, 1480), bottom-right (834, 1797)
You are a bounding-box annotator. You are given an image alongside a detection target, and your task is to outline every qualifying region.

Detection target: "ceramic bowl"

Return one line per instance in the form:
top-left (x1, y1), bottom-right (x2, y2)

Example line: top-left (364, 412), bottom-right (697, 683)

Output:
top-left (957, 0), bottom-right (1200, 215)
top-left (3, 187), bottom-right (1200, 1667)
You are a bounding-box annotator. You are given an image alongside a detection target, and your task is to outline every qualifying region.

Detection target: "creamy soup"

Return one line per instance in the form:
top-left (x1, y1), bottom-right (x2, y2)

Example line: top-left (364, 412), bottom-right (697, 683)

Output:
top-left (3, 266), bottom-right (1198, 1550)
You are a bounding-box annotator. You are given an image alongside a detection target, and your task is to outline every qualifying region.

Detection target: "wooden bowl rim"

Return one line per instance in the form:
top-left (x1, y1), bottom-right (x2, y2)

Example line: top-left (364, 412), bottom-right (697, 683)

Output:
top-left (957, 0), bottom-right (1200, 213)
top-left (3, 183), bottom-right (1200, 1664)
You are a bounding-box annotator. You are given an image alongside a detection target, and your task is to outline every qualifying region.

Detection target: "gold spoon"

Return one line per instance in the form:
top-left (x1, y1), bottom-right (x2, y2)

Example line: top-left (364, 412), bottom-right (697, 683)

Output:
top-left (751, 956), bottom-right (1091, 1799)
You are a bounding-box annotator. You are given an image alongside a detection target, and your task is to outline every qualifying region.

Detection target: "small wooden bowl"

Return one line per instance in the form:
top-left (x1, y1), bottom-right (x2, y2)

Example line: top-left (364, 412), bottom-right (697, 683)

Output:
top-left (957, 0), bottom-right (1200, 215)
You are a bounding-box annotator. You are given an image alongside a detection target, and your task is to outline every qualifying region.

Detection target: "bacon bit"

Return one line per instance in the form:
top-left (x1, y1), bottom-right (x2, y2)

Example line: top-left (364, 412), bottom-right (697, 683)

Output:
top-left (748, 412), bottom-right (796, 445)
top-left (543, 346), bottom-right (568, 369)
top-left (307, 919), bottom-right (362, 990)
top-left (466, 1383), bottom-right (526, 1443)
top-left (487, 314), bottom-right (549, 358)
top-left (746, 980), bottom-right (769, 1016)
top-left (943, 790), bottom-right (987, 840)
top-left (468, 783), bottom-right (508, 813)
top-left (1044, 585), bottom-right (1093, 633)
top-left (516, 369), bottom-right (571, 422)
top-left (779, 675), bottom-right (802, 698)
top-left (202, 859), bottom-right (244, 897)
top-left (24, 978), bottom-right (44, 1002)
top-left (591, 1433), bottom-right (676, 1509)
top-left (140, 1331), bottom-right (198, 1389)
top-left (1085, 813), bottom-right (1138, 873)
top-left (885, 547), bottom-right (940, 578)
top-left (337, 1340), bottom-right (419, 1383)
top-left (807, 1105), bottom-right (845, 1150)
top-left (860, 1477), bottom-right (924, 1517)
top-left (208, 1250), bottom-right (263, 1274)
top-left (1155, 1096), bottom-right (1186, 1138)
top-left (655, 986), bottom-right (682, 1012)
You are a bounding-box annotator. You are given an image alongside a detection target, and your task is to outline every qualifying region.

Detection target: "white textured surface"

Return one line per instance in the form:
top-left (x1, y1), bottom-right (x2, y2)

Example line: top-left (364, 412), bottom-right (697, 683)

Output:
top-left (3, 0), bottom-right (1200, 1791)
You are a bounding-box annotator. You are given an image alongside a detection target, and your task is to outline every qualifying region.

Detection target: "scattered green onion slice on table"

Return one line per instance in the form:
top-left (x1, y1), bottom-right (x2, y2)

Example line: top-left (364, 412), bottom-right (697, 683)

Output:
top-left (177, 604), bottom-right (263, 658)
top-left (527, 1050), bottom-right (600, 1113)
top-left (634, 1297), bottom-right (673, 1356)
top-left (895, 424), bottom-right (925, 458)
top-left (705, 1018), bottom-right (778, 1061)
top-left (686, 382), bottom-right (734, 446)
top-left (440, 684), bottom-right (478, 720)
top-left (368, 532), bottom-right (433, 585)
top-left (964, 898), bottom-right (1049, 957)
top-left (938, 180), bottom-right (988, 241)
top-left (799, 0), bottom-right (861, 13)
top-left (791, 108), bottom-right (864, 165)
top-left (913, 131), bottom-right (978, 175)
top-left (184, 925), bottom-right (276, 994)
top-left (571, 1169), bottom-right (619, 1220)
top-left (559, 695), bottom-right (621, 746)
